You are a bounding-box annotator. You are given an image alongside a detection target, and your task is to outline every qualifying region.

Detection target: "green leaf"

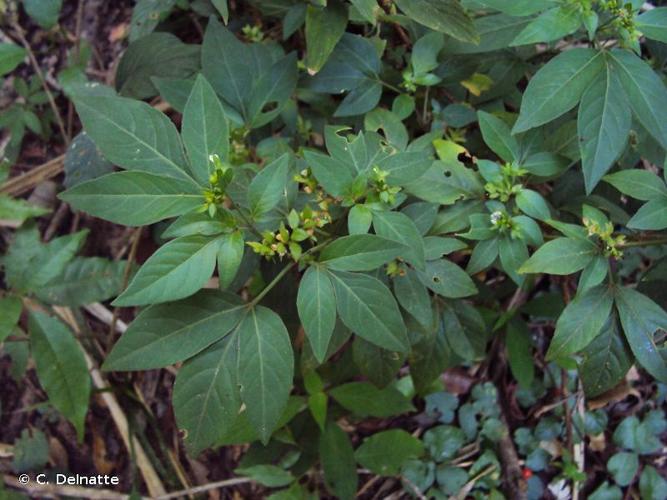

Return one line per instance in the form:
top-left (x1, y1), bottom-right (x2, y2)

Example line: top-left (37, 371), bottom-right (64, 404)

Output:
top-left (23, 0), bottom-right (62, 29)
top-left (0, 194), bottom-right (49, 224)
top-left (248, 153), bottom-right (290, 218)
top-left (129, 0), bottom-right (176, 41)
top-left (162, 211), bottom-right (228, 238)
top-left (393, 269), bottom-right (433, 327)
top-left (373, 211), bottom-right (425, 269)
top-left (627, 197), bottom-right (667, 230)
top-left (499, 236), bottom-right (529, 286)
top-left (637, 7), bottom-right (667, 43)
top-left (615, 287), bottom-right (667, 383)
top-left (217, 231), bottom-right (244, 289)
top-left (2, 226), bottom-right (88, 293)
top-left (0, 43), bottom-right (26, 76)
top-left (607, 452), bottom-right (638, 487)
top-left (304, 150), bottom-right (354, 198)
top-left (477, 111), bottom-right (519, 163)
top-left (0, 296), bottom-right (22, 344)
top-left (416, 260), bottom-right (477, 299)
top-left (579, 315), bottom-right (632, 397)
top-left (236, 465), bottom-right (294, 488)
top-left (546, 285), bottom-right (614, 360)
top-left (352, 337), bottom-right (405, 388)
top-left (506, 319), bottom-right (534, 388)
top-left (330, 381), bottom-right (415, 417)
top-left (29, 311), bottom-right (90, 440)
top-left (474, 0), bottom-right (554, 16)
top-left (116, 32), bottom-right (199, 99)
top-left (202, 19), bottom-right (297, 127)
top-left (578, 62), bottom-right (631, 193)
top-left (329, 270), bottom-right (408, 352)
top-left (513, 49), bottom-right (604, 133)
top-left (35, 257), bottom-right (125, 307)
top-left (173, 331), bottom-right (240, 454)
top-left (63, 132), bottom-right (114, 189)
top-left (411, 32), bottom-right (444, 76)
top-left (410, 319), bottom-right (455, 394)
top-left (608, 49), bottom-right (667, 150)
top-left (603, 170), bottom-right (667, 201)
top-left (60, 171), bottom-right (202, 226)
top-left (511, 7), bottom-right (581, 46)
top-left (104, 290), bottom-right (244, 371)
top-left (320, 422), bottom-right (358, 500)
top-left (113, 235), bottom-right (222, 306)
top-left (182, 74), bottom-right (229, 186)
top-left (379, 152), bottom-right (434, 187)
top-left (297, 266), bottom-right (337, 364)
top-left (348, 205), bottom-right (372, 234)
top-left (394, 0), bottom-right (479, 43)
top-left (320, 234), bottom-right (403, 272)
top-left (354, 429), bottom-right (424, 476)
top-left (516, 189), bottom-right (550, 221)
top-left (467, 238), bottom-right (498, 275)
top-left (12, 429), bottom-right (49, 473)
top-left (519, 237), bottom-right (597, 275)
top-left (423, 425), bottom-right (465, 462)
top-left (211, 0), bottom-right (228, 23)
top-left (640, 466), bottom-right (667, 500)
top-left (305, 1), bottom-right (348, 74)
top-left (237, 307), bottom-right (294, 444)
top-left (73, 94), bottom-right (192, 182)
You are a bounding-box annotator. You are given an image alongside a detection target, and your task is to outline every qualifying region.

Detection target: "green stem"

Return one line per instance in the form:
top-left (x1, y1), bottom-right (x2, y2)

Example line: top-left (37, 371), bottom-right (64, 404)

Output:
top-left (249, 261), bottom-right (296, 307)
top-left (248, 239), bottom-right (332, 307)
top-left (380, 80), bottom-right (403, 94)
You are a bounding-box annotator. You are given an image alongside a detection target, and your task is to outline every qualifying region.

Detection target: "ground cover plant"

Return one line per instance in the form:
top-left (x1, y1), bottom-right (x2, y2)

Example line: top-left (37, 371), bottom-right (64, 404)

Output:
top-left (0, 0), bottom-right (666, 498)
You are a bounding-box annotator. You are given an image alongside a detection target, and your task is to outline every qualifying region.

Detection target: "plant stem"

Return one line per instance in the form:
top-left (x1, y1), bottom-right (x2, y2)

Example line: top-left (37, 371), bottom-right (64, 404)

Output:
top-left (380, 79), bottom-right (403, 94)
top-left (248, 261), bottom-right (296, 307)
top-left (248, 239), bottom-right (331, 307)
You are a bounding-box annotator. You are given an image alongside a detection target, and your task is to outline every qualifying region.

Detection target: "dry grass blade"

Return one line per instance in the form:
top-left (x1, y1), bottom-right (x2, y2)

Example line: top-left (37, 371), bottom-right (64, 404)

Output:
top-left (0, 155), bottom-right (65, 197)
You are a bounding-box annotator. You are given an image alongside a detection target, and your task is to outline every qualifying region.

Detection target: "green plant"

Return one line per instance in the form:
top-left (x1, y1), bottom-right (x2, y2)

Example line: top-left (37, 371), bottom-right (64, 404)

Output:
top-left (3, 0), bottom-right (667, 498)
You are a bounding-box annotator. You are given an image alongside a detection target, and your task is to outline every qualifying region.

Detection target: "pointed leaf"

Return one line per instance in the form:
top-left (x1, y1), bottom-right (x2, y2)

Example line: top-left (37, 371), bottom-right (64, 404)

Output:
top-left (173, 331), bottom-right (241, 454)
top-left (615, 287), bottom-right (667, 383)
top-left (513, 49), bottom-right (604, 133)
top-left (248, 153), bottom-right (290, 217)
top-left (519, 237), bottom-right (597, 275)
top-left (609, 49), bottom-right (667, 150)
top-left (29, 312), bottom-right (90, 440)
top-left (305, 2), bottom-right (348, 73)
top-left (113, 235), bottom-right (222, 306)
top-left (320, 422), bottom-right (358, 500)
top-left (394, 0), bottom-right (478, 43)
top-left (579, 315), bottom-right (632, 397)
top-left (60, 171), bottom-right (202, 226)
top-left (237, 307), bottom-right (294, 443)
top-left (546, 285), bottom-right (614, 360)
top-left (417, 259), bottom-right (477, 298)
top-left (297, 266), bottom-right (337, 364)
top-left (578, 62), bottom-right (631, 193)
top-left (104, 290), bottom-right (244, 370)
top-left (73, 94), bottom-right (192, 182)
top-left (329, 270), bottom-right (409, 352)
top-left (182, 74), bottom-right (229, 185)
top-left (320, 234), bottom-right (403, 271)
top-left (478, 111), bottom-right (520, 162)
top-left (372, 210), bottom-right (426, 269)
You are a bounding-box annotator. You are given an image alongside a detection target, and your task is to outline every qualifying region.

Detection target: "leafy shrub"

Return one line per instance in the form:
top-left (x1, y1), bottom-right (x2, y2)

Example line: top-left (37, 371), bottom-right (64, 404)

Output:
top-left (2, 0), bottom-right (667, 497)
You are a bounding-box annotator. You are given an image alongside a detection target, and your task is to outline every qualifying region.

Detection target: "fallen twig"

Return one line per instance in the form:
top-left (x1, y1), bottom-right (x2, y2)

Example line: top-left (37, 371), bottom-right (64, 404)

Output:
top-left (0, 155), bottom-right (65, 197)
